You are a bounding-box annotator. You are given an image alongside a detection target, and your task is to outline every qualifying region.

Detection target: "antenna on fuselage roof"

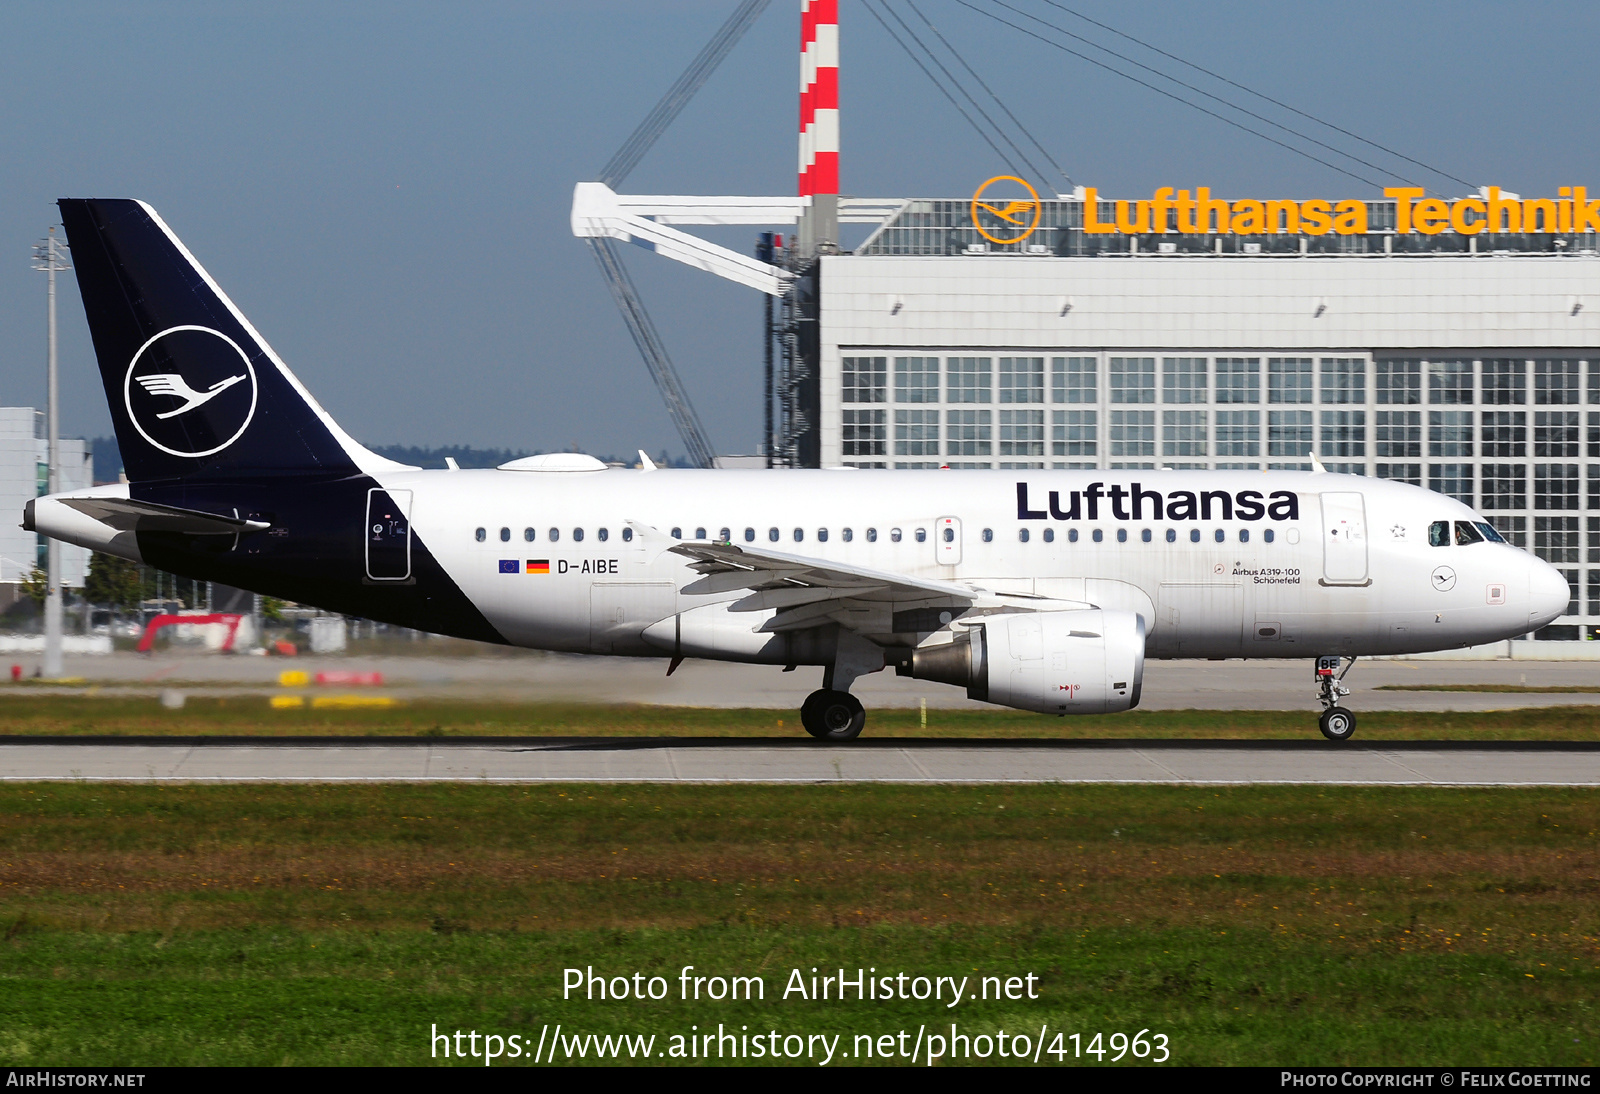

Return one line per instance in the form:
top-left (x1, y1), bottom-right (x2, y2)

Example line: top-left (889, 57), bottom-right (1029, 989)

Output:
top-left (1310, 453), bottom-right (1328, 474)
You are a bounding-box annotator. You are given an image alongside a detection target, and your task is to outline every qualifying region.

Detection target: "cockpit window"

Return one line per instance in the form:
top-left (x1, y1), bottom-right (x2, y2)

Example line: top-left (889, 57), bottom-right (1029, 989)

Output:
top-left (1428, 520), bottom-right (1451, 547)
top-left (1476, 521), bottom-right (1507, 544)
top-left (1454, 521), bottom-right (1484, 545)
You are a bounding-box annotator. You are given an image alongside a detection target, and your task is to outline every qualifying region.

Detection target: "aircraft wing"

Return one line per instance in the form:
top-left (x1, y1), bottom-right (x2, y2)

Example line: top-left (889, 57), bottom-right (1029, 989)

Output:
top-left (666, 539), bottom-right (1087, 635)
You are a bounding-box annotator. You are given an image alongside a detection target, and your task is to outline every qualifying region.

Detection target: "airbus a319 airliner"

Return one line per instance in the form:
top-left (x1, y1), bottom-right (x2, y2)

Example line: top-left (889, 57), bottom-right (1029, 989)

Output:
top-left (28, 200), bottom-right (1570, 741)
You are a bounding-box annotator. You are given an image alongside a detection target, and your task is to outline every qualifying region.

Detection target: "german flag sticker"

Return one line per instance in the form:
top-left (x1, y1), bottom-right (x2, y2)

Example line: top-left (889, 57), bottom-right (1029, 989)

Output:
top-left (527, 559), bottom-right (550, 574)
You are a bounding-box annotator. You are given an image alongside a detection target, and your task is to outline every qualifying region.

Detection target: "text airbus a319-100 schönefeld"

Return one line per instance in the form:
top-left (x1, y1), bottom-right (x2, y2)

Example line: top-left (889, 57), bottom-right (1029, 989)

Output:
top-left (27, 200), bottom-right (1570, 741)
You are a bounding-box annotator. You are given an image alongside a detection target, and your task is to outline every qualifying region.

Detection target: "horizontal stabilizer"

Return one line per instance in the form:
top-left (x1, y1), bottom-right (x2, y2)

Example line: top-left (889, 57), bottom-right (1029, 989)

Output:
top-left (58, 496), bottom-right (270, 535)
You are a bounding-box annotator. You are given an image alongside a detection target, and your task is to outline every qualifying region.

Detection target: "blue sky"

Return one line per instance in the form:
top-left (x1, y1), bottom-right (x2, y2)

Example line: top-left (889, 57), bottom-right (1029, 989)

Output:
top-left (1, 1), bottom-right (1595, 460)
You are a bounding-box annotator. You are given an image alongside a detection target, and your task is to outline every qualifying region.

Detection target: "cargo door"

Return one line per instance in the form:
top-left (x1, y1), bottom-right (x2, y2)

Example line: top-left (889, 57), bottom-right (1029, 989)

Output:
top-left (1321, 492), bottom-right (1369, 584)
top-left (365, 488), bottom-right (412, 581)
top-left (936, 516), bottom-right (962, 565)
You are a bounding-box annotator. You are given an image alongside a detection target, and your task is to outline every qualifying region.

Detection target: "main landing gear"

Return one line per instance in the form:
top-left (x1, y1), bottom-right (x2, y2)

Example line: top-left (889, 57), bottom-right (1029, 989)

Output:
top-left (1314, 655), bottom-right (1357, 742)
top-left (800, 689), bottom-right (866, 741)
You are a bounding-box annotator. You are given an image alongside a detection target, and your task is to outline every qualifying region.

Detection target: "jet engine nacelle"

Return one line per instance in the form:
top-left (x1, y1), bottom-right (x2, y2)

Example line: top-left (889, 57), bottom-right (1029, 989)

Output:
top-left (906, 609), bottom-right (1145, 714)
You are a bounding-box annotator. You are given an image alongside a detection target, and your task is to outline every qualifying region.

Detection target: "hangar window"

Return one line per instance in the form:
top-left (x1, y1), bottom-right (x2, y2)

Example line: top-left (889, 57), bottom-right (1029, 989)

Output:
top-left (1590, 413), bottom-right (1600, 457)
top-left (1215, 410), bottom-right (1260, 457)
top-left (1482, 359), bottom-right (1527, 405)
top-left (999, 357), bottom-right (1045, 403)
top-left (548, 528), bottom-right (559, 542)
top-left (1162, 410), bottom-right (1207, 458)
top-left (573, 528), bottom-right (585, 542)
top-left (1376, 358), bottom-right (1422, 405)
top-left (1535, 358), bottom-right (1581, 405)
top-left (1480, 465), bottom-right (1527, 510)
top-left (946, 357), bottom-right (993, 404)
top-left (1431, 410), bottom-right (1475, 457)
top-left (1429, 465), bottom-right (1474, 506)
top-left (1534, 517), bottom-right (1580, 569)
top-left (1052, 410), bottom-right (1097, 457)
top-left (1018, 528), bottom-right (1030, 543)
top-left (524, 527), bottom-right (536, 542)
top-left (894, 356), bottom-right (939, 403)
top-left (946, 409), bottom-right (992, 455)
top-left (842, 409), bottom-right (887, 457)
top-left (1535, 411), bottom-right (1580, 458)
top-left (1268, 410), bottom-right (1313, 458)
top-left (1043, 528), bottom-right (1054, 543)
top-left (890, 528), bottom-right (903, 542)
top-left (1482, 412), bottom-right (1526, 458)
top-left (1052, 357), bottom-right (1096, 404)
top-left (1428, 359), bottom-right (1473, 405)
top-left (895, 409), bottom-right (939, 456)
top-left (1375, 410), bottom-right (1422, 458)
top-left (1321, 410), bottom-right (1366, 458)
top-left (1535, 464), bottom-right (1580, 510)
top-left (1376, 463), bottom-right (1422, 486)
top-left (1321, 358), bottom-right (1365, 404)
top-left (1109, 357), bottom-right (1156, 404)
top-left (1268, 358), bottom-right (1313, 404)
top-left (597, 528), bottom-right (609, 542)
top-left (474, 527), bottom-right (485, 542)
top-left (999, 409), bottom-right (1045, 457)
top-left (1215, 358), bottom-right (1261, 404)
top-left (982, 528), bottom-right (993, 542)
top-left (499, 527), bottom-right (511, 542)
top-left (867, 528), bottom-right (878, 542)
top-left (842, 356), bottom-right (887, 403)
top-left (1162, 357), bottom-right (1206, 404)
top-left (1109, 410), bottom-right (1156, 457)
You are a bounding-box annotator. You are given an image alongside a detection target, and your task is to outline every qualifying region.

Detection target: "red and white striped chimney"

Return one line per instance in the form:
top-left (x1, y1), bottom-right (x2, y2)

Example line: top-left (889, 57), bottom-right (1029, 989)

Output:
top-left (799, 0), bottom-right (838, 199)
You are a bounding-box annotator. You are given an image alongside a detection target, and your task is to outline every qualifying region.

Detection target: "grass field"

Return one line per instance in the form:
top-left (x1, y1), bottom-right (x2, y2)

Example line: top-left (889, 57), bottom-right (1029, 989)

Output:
top-left (3, 694), bottom-right (1600, 739)
top-left (0, 782), bottom-right (1596, 1066)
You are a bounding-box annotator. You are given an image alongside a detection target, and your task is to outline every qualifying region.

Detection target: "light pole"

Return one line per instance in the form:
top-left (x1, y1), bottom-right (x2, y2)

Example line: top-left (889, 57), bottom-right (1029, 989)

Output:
top-left (32, 227), bottom-right (70, 678)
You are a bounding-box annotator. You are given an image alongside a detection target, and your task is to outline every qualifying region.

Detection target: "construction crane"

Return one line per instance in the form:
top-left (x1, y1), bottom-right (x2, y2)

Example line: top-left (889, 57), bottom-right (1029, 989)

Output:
top-left (586, 0), bottom-right (772, 468)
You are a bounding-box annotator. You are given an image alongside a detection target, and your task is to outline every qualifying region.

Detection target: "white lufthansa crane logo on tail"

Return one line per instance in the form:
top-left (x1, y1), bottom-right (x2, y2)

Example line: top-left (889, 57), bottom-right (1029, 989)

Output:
top-left (135, 372), bottom-right (247, 419)
top-left (124, 325), bottom-right (258, 458)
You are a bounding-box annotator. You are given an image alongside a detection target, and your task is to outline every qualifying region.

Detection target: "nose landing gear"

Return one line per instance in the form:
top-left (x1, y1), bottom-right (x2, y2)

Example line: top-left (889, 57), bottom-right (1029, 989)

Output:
top-left (1315, 656), bottom-right (1357, 742)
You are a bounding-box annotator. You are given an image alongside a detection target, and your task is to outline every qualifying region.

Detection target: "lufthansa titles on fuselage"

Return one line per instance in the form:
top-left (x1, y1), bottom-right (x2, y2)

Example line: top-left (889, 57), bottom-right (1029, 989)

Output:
top-left (1016, 482), bottom-right (1300, 523)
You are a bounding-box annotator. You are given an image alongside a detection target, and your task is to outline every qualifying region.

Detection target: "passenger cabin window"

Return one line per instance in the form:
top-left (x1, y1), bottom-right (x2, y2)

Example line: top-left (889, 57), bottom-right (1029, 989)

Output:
top-left (1067, 528), bottom-right (1078, 542)
top-left (890, 528), bottom-right (903, 542)
top-left (1166, 529), bottom-right (1176, 542)
top-left (1240, 529), bottom-right (1250, 543)
top-left (549, 528), bottom-right (559, 542)
top-left (597, 528), bottom-right (609, 542)
top-left (744, 528), bottom-right (755, 542)
top-left (671, 527), bottom-right (682, 539)
top-left (475, 527), bottom-right (486, 542)
top-left (914, 528), bottom-right (926, 543)
top-left (622, 528), bottom-right (634, 542)
top-left (768, 527), bottom-right (780, 542)
top-left (1264, 529), bottom-right (1275, 543)
top-left (942, 527), bottom-right (955, 542)
top-left (524, 528), bottom-right (536, 542)
top-left (867, 528), bottom-right (878, 542)
top-left (1092, 529), bottom-right (1104, 542)
top-left (1214, 529), bottom-right (1225, 543)
top-left (982, 528), bottom-right (993, 542)
top-left (1043, 528), bottom-right (1054, 543)
top-left (817, 528), bottom-right (829, 542)
top-left (1454, 521), bottom-right (1485, 545)
top-left (718, 527), bottom-right (729, 542)
top-left (1117, 529), bottom-right (1128, 543)
top-left (500, 527), bottom-right (511, 542)
top-left (842, 528), bottom-right (854, 542)
top-left (573, 528), bottom-right (585, 542)
top-left (1141, 529), bottom-right (1152, 542)
top-left (1019, 528), bottom-right (1030, 542)
top-left (695, 527), bottom-right (707, 540)
top-left (1429, 520), bottom-right (1451, 546)
top-left (793, 528), bottom-right (804, 542)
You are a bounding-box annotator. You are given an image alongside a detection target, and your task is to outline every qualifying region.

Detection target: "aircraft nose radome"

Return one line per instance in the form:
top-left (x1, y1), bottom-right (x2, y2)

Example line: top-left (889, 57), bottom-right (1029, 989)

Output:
top-left (1530, 560), bottom-right (1571, 629)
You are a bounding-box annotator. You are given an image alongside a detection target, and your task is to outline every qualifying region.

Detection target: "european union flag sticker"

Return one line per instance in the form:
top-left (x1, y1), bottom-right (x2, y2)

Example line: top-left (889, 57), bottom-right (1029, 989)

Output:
top-left (498, 559), bottom-right (518, 573)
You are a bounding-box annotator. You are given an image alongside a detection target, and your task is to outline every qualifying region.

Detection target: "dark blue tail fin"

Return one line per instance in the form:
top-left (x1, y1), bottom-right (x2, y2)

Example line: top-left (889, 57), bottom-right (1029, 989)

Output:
top-left (58, 199), bottom-right (398, 485)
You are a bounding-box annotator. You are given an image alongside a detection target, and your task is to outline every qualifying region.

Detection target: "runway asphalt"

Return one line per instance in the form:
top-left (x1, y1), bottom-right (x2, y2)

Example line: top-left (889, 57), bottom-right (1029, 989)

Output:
top-left (3, 739), bottom-right (1596, 785)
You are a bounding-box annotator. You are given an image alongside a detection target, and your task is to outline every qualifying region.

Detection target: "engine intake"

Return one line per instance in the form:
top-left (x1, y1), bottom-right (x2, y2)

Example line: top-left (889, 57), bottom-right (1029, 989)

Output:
top-left (908, 609), bottom-right (1145, 715)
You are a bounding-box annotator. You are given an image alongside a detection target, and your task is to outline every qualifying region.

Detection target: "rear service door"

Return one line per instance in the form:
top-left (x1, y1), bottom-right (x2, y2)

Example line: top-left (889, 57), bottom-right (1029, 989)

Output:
top-left (365, 488), bottom-right (412, 582)
top-left (1320, 491), bottom-right (1369, 584)
top-left (936, 516), bottom-right (962, 565)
